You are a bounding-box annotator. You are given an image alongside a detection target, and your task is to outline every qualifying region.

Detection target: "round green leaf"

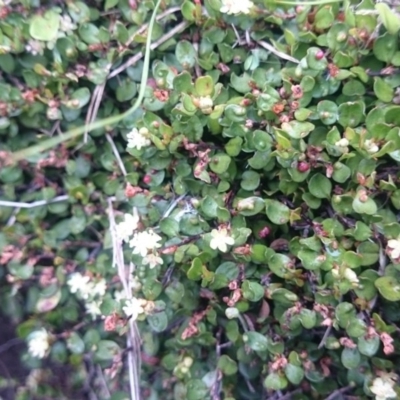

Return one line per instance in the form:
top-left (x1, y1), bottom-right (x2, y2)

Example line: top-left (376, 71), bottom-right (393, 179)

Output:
top-left (209, 153), bottom-right (231, 174)
top-left (341, 348), bottom-right (361, 369)
top-left (30, 10), bottom-right (60, 41)
top-left (358, 335), bottom-right (380, 357)
top-left (375, 276), bottom-right (400, 301)
top-left (243, 331), bottom-right (268, 352)
top-left (241, 170), bottom-right (260, 191)
top-left (309, 173), bottom-right (332, 199)
top-left (280, 121), bottom-right (315, 139)
top-left (265, 200), bottom-right (290, 225)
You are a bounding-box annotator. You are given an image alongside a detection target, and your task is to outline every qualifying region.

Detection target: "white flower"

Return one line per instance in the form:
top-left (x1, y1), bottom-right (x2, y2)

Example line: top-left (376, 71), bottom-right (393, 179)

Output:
top-left (129, 229), bottom-right (162, 257)
top-left (123, 297), bottom-right (145, 320)
top-left (116, 213), bottom-right (140, 242)
top-left (85, 301), bottom-right (103, 320)
top-left (335, 138), bottom-right (349, 148)
top-left (387, 239), bottom-right (400, 260)
top-left (67, 273), bottom-right (92, 298)
top-left (126, 128), bottom-right (151, 150)
top-left (92, 279), bottom-right (107, 297)
top-left (27, 329), bottom-right (50, 359)
top-left (142, 253), bottom-right (164, 269)
top-left (59, 15), bottom-right (77, 32)
top-left (370, 377), bottom-right (397, 400)
top-left (364, 139), bottom-right (379, 154)
top-left (25, 39), bottom-right (45, 56)
top-left (210, 228), bottom-right (235, 253)
top-left (220, 0), bottom-right (254, 15)
top-left (237, 198), bottom-right (255, 211)
top-left (114, 290), bottom-right (127, 303)
top-left (344, 268), bottom-right (359, 285)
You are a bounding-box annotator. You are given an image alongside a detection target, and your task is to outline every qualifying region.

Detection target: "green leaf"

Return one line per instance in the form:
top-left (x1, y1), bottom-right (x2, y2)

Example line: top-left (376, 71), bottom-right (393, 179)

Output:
top-left (358, 335), bottom-right (380, 357)
top-left (30, 10), bottom-right (60, 41)
top-left (195, 75), bottom-right (214, 97)
top-left (209, 153), bottom-right (231, 174)
top-left (67, 332), bottom-right (85, 354)
top-left (241, 170), bottom-right (260, 191)
top-left (375, 276), bottom-right (400, 301)
top-left (147, 311), bottom-right (168, 332)
top-left (374, 77), bottom-right (394, 103)
top-left (243, 331), bottom-right (268, 352)
top-left (217, 355), bottom-right (238, 375)
top-left (104, 0), bottom-right (119, 10)
top-left (160, 217), bottom-right (180, 237)
top-left (285, 364), bottom-right (304, 385)
top-left (352, 191), bottom-right (377, 215)
top-left (176, 41), bottom-right (197, 69)
top-left (280, 121), bottom-right (315, 139)
top-left (309, 173), bottom-right (332, 199)
top-left (265, 200), bottom-right (290, 225)
top-left (187, 257), bottom-right (203, 281)
top-left (186, 379), bottom-right (209, 400)
top-left (264, 372), bottom-right (288, 390)
top-left (242, 280), bottom-right (264, 302)
top-left (95, 340), bottom-right (120, 361)
top-left (376, 3), bottom-right (400, 35)
top-left (341, 348), bottom-right (361, 369)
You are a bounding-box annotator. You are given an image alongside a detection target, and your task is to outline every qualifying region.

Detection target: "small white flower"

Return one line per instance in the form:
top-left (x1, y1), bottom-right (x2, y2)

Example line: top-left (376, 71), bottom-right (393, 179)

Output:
top-left (344, 268), bottom-right (359, 285)
top-left (126, 128), bottom-right (151, 150)
top-left (370, 377), bottom-right (397, 400)
top-left (67, 273), bottom-right (92, 298)
top-left (25, 39), bottom-right (45, 56)
top-left (85, 301), bottom-right (103, 320)
top-left (364, 139), bottom-right (379, 154)
top-left (237, 197), bottom-right (255, 211)
top-left (123, 297), bottom-right (145, 320)
top-left (210, 228), bottom-right (235, 253)
top-left (220, 0), bottom-right (254, 15)
top-left (59, 15), bottom-right (77, 32)
top-left (142, 253), bottom-right (164, 269)
top-left (27, 329), bottom-right (50, 359)
top-left (116, 212), bottom-right (140, 242)
top-left (114, 290), bottom-right (127, 303)
top-left (387, 239), bottom-right (400, 260)
top-left (335, 138), bottom-right (349, 148)
top-left (92, 279), bottom-right (107, 297)
top-left (129, 230), bottom-right (162, 257)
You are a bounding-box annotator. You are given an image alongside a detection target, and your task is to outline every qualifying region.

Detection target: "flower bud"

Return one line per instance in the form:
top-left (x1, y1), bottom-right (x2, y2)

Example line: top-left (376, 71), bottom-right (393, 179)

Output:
top-left (225, 307), bottom-right (240, 319)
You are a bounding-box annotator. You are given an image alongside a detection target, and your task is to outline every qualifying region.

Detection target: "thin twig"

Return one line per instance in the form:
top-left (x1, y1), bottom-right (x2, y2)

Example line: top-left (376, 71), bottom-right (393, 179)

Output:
top-left (109, 21), bottom-right (189, 79)
top-left (84, 83), bottom-right (106, 143)
top-left (106, 133), bottom-right (127, 176)
top-left (107, 198), bottom-right (141, 400)
top-left (96, 365), bottom-right (111, 399)
top-left (368, 241), bottom-right (387, 312)
top-left (323, 384), bottom-right (354, 400)
top-left (257, 40), bottom-right (300, 64)
top-left (266, 388), bottom-right (302, 400)
top-left (318, 325), bottom-right (332, 349)
top-left (124, 6), bottom-right (181, 49)
top-left (0, 195), bottom-right (69, 209)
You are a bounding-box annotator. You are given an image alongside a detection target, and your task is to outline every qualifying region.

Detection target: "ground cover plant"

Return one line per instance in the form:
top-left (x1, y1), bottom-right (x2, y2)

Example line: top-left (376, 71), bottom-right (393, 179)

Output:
top-left (1, 0), bottom-right (400, 399)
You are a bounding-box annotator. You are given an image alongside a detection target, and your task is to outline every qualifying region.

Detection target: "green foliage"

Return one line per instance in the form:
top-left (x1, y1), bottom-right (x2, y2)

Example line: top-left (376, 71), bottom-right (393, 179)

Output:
top-left (1, 0), bottom-right (400, 399)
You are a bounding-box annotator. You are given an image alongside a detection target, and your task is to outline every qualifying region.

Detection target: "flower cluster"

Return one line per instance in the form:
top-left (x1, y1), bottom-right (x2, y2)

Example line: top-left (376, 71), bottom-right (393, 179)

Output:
top-left (27, 329), bottom-right (50, 359)
top-left (126, 127), bottom-right (151, 150)
top-left (370, 374), bottom-right (398, 400)
top-left (386, 238), bottom-right (400, 263)
top-left (116, 211), bottom-right (164, 269)
top-left (209, 227), bottom-right (235, 253)
top-left (220, 0), bottom-right (254, 15)
top-left (67, 272), bottom-right (107, 319)
top-left (123, 297), bottom-right (154, 321)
